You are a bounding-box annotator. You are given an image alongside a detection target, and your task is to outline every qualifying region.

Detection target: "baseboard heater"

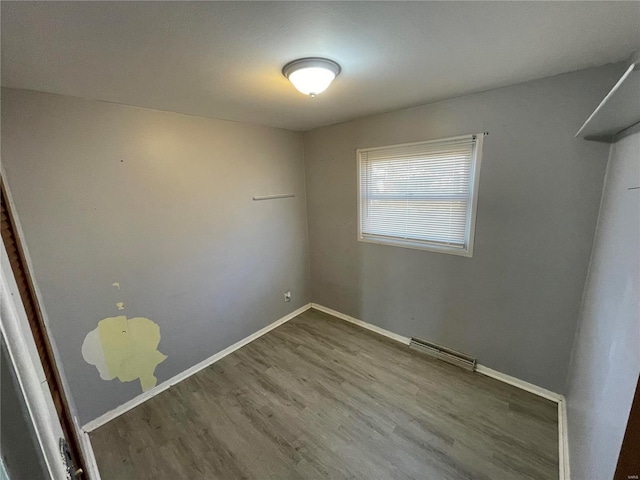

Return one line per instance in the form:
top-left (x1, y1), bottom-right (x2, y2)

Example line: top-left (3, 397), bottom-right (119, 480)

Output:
top-left (409, 337), bottom-right (477, 371)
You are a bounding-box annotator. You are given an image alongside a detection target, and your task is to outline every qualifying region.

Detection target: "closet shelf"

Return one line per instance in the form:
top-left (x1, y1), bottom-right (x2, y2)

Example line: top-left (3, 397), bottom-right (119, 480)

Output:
top-left (576, 62), bottom-right (640, 142)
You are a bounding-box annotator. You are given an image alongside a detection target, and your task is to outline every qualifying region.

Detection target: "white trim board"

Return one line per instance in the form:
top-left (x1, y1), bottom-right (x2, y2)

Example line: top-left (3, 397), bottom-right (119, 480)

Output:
top-left (474, 364), bottom-right (562, 403)
top-left (310, 303), bottom-right (570, 480)
top-left (310, 303), bottom-right (411, 345)
top-left (559, 396), bottom-right (571, 480)
top-left (82, 301), bottom-right (570, 480)
top-left (79, 430), bottom-right (101, 480)
top-left (0, 265), bottom-right (70, 480)
top-left (82, 303), bottom-right (312, 433)
top-left (475, 365), bottom-right (570, 480)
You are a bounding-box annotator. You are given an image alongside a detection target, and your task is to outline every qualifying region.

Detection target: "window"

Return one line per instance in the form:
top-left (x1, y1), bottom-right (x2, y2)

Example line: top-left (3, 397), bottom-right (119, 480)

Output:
top-left (357, 134), bottom-right (483, 256)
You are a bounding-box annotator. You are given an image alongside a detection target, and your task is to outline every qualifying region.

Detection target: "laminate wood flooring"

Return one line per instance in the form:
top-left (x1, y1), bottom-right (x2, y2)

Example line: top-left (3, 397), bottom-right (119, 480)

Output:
top-left (90, 308), bottom-right (559, 480)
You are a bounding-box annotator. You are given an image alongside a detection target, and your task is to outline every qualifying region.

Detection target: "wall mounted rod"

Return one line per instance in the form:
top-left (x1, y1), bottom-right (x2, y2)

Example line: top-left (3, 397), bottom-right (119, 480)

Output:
top-left (252, 193), bottom-right (295, 201)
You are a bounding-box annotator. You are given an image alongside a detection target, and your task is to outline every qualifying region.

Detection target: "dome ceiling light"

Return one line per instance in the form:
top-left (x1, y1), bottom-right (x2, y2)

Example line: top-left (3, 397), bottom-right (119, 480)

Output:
top-left (282, 57), bottom-right (341, 98)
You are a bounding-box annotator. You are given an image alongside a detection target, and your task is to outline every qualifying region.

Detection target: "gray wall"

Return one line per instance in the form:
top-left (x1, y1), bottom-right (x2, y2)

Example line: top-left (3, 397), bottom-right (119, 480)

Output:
top-left (303, 64), bottom-right (621, 393)
top-left (565, 125), bottom-right (640, 480)
top-left (1, 337), bottom-right (49, 480)
top-left (1, 88), bottom-right (310, 424)
top-left (0, 63), bottom-right (627, 427)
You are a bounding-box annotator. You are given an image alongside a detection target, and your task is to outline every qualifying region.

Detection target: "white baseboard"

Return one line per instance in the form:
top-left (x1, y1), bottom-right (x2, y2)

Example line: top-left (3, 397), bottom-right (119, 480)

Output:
top-left (558, 396), bottom-right (571, 480)
top-left (82, 301), bottom-right (570, 480)
top-left (311, 303), bottom-right (570, 480)
top-left (310, 303), bottom-right (411, 345)
top-left (474, 365), bottom-right (570, 480)
top-left (79, 429), bottom-right (102, 480)
top-left (72, 415), bottom-right (101, 480)
top-left (82, 303), bottom-right (312, 433)
top-left (474, 364), bottom-right (563, 403)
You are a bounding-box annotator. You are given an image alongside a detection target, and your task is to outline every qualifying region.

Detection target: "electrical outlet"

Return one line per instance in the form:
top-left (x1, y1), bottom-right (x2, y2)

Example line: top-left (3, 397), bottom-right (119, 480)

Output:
top-left (284, 291), bottom-right (291, 302)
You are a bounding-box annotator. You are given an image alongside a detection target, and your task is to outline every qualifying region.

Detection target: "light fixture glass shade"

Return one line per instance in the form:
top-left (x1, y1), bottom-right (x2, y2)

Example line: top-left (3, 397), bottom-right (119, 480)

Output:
top-left (283, 58), bottom-right (341, 97)
top-left (288, 67), bottom-right (336, 96)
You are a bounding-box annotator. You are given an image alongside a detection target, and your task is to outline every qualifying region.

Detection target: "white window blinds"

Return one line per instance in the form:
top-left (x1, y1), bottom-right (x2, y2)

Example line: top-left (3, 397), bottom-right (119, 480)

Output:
top-left (358, 134), bottom-right (483, 256)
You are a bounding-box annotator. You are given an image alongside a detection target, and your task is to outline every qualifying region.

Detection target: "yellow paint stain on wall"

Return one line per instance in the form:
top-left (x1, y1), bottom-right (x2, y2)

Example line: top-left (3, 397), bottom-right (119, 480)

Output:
top-left (82, 315), bottom-right (167, 392)
top-left (116, 302), bottom-right (125, 310)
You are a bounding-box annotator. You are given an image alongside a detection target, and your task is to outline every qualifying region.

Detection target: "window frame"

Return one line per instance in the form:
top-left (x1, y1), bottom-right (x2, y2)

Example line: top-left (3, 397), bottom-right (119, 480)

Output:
top-left (356, 133), bottom-right (484, 257)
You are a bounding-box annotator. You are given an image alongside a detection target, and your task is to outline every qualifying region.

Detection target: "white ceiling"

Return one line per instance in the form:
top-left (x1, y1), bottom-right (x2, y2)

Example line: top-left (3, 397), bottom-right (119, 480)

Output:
top-left (2, 1), bottom-right (639, 131)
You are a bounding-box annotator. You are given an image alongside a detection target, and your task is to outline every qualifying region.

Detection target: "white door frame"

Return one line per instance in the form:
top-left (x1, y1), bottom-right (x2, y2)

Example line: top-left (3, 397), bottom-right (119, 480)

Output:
top-left (1, 239), bottom-right (70, 479)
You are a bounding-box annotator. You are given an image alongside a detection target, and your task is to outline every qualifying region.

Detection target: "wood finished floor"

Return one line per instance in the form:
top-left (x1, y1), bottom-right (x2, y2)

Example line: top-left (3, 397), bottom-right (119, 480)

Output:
top-left (90, 309), bottom-right (559, 480)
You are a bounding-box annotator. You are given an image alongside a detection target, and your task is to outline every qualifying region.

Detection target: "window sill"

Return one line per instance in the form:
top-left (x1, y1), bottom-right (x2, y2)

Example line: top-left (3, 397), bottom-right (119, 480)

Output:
top-left (358, 236), bottom-right (473, 257)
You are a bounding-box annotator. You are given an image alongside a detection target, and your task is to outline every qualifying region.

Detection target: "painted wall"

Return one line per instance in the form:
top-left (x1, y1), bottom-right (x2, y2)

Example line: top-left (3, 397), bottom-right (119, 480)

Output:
top-left (565, 125), bottom-right (640, 480)
top-left (1, 88), bottom-right (310, 424)
top-left (303, 64), bottom-right (622, 393)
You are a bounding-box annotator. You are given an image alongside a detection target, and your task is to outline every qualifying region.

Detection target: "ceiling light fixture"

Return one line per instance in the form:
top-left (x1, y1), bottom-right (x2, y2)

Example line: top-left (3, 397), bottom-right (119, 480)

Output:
top-left (282, 57), bottom-right (341, 98)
